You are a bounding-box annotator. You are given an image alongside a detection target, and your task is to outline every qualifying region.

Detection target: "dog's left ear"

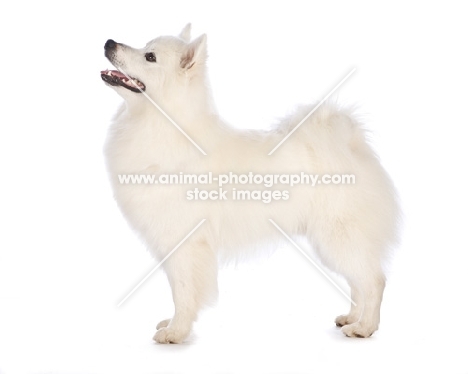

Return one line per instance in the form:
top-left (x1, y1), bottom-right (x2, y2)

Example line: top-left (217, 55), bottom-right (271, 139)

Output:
top-left (179, 23), bottom-right (191, 42)
top-left (180, 34), bottom-right (207, 70)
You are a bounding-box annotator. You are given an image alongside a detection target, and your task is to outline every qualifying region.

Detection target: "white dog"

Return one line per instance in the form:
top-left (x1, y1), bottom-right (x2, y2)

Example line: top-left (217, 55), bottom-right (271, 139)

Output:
top-left (101, 24), bottom-right (400, 343)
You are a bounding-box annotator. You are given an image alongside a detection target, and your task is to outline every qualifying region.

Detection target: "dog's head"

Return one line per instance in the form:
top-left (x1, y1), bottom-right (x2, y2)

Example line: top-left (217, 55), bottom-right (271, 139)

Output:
top-left (101, 24), bottom-right (207, 105)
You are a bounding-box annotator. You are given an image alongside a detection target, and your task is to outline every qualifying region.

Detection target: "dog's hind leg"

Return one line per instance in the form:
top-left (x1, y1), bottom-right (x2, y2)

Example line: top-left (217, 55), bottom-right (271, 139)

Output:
top-left (338, 268), bottom-right (386, 338)
top-left (334, 284), bottom-right (363, 327)
top-left (153, 239), bottom-right (218, 344)
top-left (311, 221), bottom-right (387, 338)
top-left (331, 255), bottom-right (386, 337)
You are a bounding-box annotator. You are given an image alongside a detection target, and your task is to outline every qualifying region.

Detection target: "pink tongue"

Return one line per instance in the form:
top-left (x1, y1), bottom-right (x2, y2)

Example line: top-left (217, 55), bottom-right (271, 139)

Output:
top-left (101, 69), bottom-right (127, 78)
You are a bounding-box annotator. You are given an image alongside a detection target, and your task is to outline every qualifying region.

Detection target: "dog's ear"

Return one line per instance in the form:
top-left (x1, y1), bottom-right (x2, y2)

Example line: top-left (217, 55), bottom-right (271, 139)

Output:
top-left (179, 23), bottom-right (191, 42)
top-left (180, 34), bottom-right (207, 70)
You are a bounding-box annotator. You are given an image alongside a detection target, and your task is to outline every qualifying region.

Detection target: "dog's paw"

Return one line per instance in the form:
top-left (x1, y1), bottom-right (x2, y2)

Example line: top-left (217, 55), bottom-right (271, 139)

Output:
top-left (341, 322), bottom-right (376, 338)
top-left (156, 319), bottom-right (171, 330)
top-left (335, 314), bottom-right (354, 327)
top-left (153, 327), bottom-right (187, 344)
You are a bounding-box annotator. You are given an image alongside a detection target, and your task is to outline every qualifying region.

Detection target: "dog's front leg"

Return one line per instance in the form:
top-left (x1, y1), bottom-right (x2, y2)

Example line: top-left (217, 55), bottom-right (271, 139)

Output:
top-left (153, 279), bottom-right (196, 344)
top-left (153, 240), bottom-right (218, 344)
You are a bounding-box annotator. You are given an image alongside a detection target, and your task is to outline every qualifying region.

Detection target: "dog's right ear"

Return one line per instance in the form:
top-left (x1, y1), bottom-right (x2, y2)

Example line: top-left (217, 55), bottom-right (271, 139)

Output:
top-left (179, 23), bottom-right (191, 42)
top-left (180, 34), bottom-right (207, 71)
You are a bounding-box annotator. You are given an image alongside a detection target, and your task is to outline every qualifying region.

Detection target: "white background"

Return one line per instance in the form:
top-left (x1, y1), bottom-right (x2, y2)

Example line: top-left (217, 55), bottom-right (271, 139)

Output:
top-left (1, 1), bottom-right (467, 373)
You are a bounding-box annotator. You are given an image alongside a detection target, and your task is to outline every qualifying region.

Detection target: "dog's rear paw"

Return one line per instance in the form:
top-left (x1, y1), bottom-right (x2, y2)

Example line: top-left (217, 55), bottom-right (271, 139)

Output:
top-left (341, 322), bottom-right (376, 338)
top-left (153, 327), bottom-right (187, 344)
top-left (335, 314), bottom-right (355, 327)
top-left (156, 319), bottom-right (171, 330)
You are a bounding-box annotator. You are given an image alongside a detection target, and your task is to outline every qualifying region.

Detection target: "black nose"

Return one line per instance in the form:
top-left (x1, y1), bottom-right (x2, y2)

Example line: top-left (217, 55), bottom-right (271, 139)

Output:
top-left (105, 39), bottom-right (117, 50)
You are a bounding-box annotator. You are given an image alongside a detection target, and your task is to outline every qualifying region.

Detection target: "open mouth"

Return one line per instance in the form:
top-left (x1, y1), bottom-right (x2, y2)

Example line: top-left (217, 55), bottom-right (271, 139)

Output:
top-left (100, 69), bottom-right (145, 93)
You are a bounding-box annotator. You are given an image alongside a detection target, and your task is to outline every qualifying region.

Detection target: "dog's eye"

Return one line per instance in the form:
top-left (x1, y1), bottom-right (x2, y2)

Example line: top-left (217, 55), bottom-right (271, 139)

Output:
top-left (145, 52), bottom-right (156, 62)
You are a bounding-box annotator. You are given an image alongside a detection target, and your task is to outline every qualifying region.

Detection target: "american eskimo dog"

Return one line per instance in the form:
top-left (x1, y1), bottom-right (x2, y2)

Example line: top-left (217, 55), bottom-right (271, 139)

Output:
top-left (101, 24), bottom-right (399, 343)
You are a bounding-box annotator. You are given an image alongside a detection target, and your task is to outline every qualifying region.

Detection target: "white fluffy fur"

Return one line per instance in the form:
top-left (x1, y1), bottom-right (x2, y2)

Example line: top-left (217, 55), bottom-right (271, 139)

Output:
top-left (103, 25), bottom-right (400, 343)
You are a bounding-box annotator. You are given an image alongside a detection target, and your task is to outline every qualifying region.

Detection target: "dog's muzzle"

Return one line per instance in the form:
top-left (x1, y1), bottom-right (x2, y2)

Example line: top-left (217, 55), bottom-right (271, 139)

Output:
top-left (101, 39), bottom-right (146, 93)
